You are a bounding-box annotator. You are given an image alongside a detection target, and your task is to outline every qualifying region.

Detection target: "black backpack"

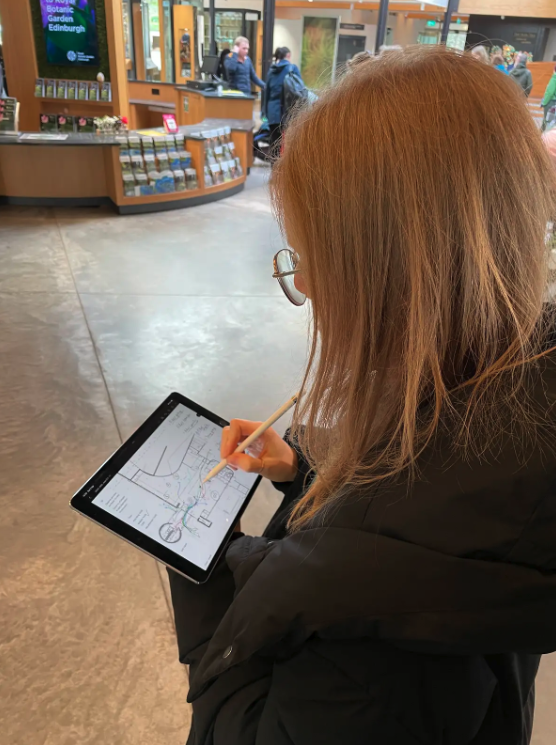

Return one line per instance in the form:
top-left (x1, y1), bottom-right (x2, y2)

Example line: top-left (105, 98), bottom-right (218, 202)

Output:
top-left (281, 65), bottom-right (308, 121)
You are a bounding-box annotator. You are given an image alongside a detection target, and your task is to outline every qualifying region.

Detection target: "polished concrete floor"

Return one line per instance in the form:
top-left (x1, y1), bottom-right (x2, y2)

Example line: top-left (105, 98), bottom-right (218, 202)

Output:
top-left (1, 167), bottom-right (556, 744)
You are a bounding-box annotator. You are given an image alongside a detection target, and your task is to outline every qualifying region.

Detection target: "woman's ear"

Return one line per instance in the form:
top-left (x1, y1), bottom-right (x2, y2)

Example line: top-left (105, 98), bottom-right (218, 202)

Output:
top-left (294, 271), bottom-right (309, 298)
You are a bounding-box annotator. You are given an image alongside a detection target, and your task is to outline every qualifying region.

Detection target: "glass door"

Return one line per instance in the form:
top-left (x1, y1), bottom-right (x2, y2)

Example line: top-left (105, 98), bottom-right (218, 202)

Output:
top-left (216, 11), bottom-right (242, 55)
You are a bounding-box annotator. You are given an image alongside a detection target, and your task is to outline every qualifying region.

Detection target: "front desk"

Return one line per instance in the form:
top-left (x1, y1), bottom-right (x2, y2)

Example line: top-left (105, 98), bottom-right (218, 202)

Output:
top-left (0, 119), bottom-right (254, 215)
top-left (178, 87), bottom-right (255, 126)
top-left (128, 81), bottom-right (255, 130)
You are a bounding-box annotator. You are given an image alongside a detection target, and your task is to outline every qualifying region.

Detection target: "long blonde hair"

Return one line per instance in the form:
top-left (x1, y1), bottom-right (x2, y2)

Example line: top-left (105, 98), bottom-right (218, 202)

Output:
top-left (271, 47), bottom-right (556, 530)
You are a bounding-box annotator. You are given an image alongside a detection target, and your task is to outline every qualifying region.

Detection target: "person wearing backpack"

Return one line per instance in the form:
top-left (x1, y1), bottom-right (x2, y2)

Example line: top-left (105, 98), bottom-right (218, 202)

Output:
top-left (262, 47), bottom-right (303, 153)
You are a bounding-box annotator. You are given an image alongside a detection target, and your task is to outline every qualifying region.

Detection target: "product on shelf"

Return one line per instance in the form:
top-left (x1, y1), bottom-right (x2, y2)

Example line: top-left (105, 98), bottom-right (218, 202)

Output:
top-left (57, 80), bottom-right (67, 99)
top-left (45, 80), bottom-right (56, 98)
top-left (209, 163), bottom-right (223, 185)
top-left (76, 116), bottom-right (95, 133)
top-left (179, 150), bottom-right (191, 169)
top-left (89, 82), bottom-right (99, 101)
top-left (119, 153), bottom-right (132, 175)
top-left (122, 173), bottom-right (136, 197)
top-left (131, 154), bottom-right (146, 177)
top-left (185, 168), bottom-right (198, 189)
top-left (157, 151), bottom-right (170, 171)
top-left (141, 136), bottom-right (155, 155)
top-left (78, 81), bottom-right (89, 101)
top-left (117, 131), bottom-right (199, 197)
top-left (173, 169), bottom-right (187, 192)
top-left (135, 173), bottom-right (153, 196)
top-left (101, 83), bottom-right (112, 102)
top-left (204, 165), bottom-right (213, 187)
top-left (57, 114), bottom-right (74, 133)
top-left (168, 150), bottom-right (181, 170)
top-left (34, 78), bottom-right (45, 97)
top-left (40, 113), bottom-right (58, 132)
top-left (128, 135), bottom-right (142, 156)
top-left (0, 97), bottom-right (18, 133)
top-left (67, 81), bottom-right (77, 100)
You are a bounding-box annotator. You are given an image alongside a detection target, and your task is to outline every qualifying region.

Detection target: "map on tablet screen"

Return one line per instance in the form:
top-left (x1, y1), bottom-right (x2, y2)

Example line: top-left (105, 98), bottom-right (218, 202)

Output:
top-left (91, 404), bottom-right (258, 570)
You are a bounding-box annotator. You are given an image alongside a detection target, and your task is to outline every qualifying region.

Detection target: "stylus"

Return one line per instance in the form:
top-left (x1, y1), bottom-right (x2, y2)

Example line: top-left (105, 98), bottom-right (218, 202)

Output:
top-left (202, 393), bottom-right (299, 483)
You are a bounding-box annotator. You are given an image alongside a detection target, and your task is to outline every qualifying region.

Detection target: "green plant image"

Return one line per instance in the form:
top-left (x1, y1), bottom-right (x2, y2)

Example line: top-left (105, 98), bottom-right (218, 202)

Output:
top-left (301, 17), bottom-right (339, 89)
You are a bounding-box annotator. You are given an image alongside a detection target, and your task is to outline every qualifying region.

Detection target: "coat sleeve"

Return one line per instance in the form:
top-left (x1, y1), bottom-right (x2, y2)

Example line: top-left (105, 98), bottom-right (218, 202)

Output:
top-left (168, 545), bottom-right (274, 745)
top-left (526, 70), bottom-right (533, 97)
top-left (542, 76), bottom-right (556, 105)
top-left (224, 53), bottom-right (240, 88)
top-left (249, 60), bottom-right (265, 89)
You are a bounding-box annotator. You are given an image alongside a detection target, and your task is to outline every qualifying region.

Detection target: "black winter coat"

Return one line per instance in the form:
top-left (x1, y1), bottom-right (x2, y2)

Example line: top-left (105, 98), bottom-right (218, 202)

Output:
top-left (169, 352), bottom-right (556, 745)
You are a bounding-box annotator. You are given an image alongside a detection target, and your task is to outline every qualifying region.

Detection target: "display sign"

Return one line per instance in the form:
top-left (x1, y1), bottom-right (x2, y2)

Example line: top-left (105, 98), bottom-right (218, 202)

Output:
top-left (40, 0), bottom-right (99, 66)
top-left (340, 23), bottom-right (365, 31)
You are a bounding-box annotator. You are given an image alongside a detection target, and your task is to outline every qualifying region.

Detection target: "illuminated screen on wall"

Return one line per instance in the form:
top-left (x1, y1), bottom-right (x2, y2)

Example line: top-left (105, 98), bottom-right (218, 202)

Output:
top-left (40, 0), bottom-right (99, 66)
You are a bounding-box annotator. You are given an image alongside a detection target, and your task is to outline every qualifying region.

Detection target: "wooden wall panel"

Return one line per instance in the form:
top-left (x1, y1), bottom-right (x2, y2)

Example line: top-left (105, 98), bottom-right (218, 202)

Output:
top-left (0, 0), bottom-right (40, 130)
top-left (530, 62), bottom-right (556, 98)
top-left (0, 147), bottom-right (108, 198)
top-left (128, 81), bottom-right (180, 105)
top-left (459, 0), bottom-right (556, 18)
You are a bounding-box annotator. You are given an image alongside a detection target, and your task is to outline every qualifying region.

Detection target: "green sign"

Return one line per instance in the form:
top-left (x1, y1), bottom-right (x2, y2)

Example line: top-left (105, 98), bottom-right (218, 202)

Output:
top-left (40, 0), bottom-right (99, 66)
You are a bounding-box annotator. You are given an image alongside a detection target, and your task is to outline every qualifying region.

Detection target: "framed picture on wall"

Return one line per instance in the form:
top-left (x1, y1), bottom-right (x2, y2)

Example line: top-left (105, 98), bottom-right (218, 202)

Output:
top-left (301, 16), bottom-right (340, 89)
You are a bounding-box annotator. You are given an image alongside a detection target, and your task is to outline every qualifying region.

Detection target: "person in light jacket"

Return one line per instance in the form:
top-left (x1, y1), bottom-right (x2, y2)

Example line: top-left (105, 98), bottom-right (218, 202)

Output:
top-left (169, 47), bottom-right (556, 745)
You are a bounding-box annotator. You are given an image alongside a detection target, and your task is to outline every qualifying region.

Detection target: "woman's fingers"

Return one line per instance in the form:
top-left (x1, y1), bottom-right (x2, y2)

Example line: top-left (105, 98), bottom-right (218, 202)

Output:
top-left (221, 419), bottom-right (262, 459)
top-left (227, 453), bottom-right (263, 474)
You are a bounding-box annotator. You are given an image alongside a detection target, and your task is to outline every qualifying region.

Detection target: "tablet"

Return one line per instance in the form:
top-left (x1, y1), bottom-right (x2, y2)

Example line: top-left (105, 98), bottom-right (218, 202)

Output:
top-left (70, 393), bottom-right (261, 584)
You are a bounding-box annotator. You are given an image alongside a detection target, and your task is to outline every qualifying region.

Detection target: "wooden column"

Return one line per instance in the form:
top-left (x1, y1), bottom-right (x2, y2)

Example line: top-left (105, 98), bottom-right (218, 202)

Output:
top-left (0, 0), bottom-right (40, 130)
top-left (105, 0), bottom-right (131, 120)
top-left (174, 5), bottom-right (196, 85)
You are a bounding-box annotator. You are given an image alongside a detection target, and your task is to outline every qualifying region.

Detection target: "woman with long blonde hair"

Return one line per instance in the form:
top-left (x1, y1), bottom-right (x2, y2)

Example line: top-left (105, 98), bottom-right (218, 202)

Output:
top-left (170, 47), bottom-right (556, 745)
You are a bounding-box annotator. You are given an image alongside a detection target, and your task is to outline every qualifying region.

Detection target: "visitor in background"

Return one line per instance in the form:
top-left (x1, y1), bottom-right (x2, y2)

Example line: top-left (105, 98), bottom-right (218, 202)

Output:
top-left (471, 45), bottom-right (489, 64)
top-left (262, 47), bottom-right (302, 153)
top-left (217, 49), bottom-right (230, 82)
top-left (225, 36), bottom-right (265, 97)
top-left (169, 47), bottom-right (556, 745)
top-left (510, 53), bottom-right (533, 97)
top-left (542, 65), bottom-right (556, 132)
top-left (491, 53), bottom-right (508, 74)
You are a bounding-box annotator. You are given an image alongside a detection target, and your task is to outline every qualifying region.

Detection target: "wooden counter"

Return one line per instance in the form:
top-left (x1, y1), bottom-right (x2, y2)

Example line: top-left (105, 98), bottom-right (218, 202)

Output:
top-left (177, 87), bottom-right (255, 126)
top-left (0, 121), bottom-right (253, 215)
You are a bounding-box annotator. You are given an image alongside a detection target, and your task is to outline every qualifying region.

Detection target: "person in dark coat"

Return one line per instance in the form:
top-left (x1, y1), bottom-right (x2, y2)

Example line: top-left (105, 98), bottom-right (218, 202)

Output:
top-left (169, 47), bottom-right (556, 745)
top-left (224, 36), bottom-right (265, 97)
top-left (262, 47), bottom-right (301, 152)
top-left (510, 52), bottom-right (533, 97)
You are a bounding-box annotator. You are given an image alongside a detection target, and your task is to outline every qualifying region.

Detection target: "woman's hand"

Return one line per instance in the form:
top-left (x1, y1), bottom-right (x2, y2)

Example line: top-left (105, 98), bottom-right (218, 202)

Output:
top-left (221, 419), bottom-right (298, 482)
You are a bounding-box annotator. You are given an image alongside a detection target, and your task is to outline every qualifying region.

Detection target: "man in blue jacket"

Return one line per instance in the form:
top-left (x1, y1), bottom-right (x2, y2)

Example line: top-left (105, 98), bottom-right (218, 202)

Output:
top-left (224, 36), bottom-right (265, 96)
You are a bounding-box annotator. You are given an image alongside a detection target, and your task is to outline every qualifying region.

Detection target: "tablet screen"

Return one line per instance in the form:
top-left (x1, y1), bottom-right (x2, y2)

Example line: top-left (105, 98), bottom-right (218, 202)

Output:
top-left (91, 403), bottom-right (259, 571)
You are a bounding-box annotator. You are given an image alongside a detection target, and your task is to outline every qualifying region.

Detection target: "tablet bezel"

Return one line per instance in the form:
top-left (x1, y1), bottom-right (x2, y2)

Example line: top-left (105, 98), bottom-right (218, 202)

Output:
top-left (70, 392), bottom-right (261, 584)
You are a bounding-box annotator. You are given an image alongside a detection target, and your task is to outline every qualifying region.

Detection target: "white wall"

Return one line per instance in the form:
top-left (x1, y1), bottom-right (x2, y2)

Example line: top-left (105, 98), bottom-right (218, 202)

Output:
top-left (389, 15), bottom-right (428, 47)
top-left (274, 19), bottom-right (302, 66)
top-left (274, 8), bottom-right (427, 66)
